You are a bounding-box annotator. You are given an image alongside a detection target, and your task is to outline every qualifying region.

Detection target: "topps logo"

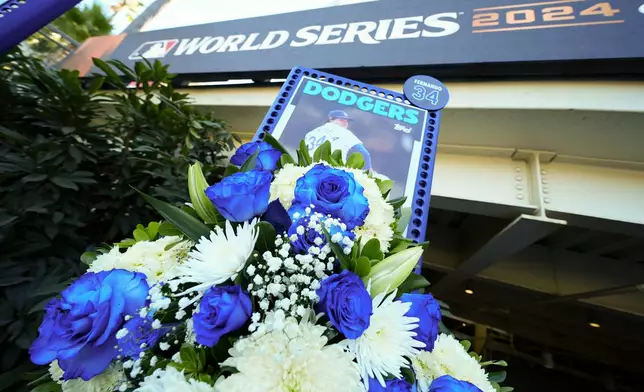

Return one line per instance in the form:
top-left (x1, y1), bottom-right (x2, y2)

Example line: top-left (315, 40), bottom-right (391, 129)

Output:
top-left (128, 13), bottom-right (459, 58)
top-left (128, 39), bottom-right (179, 60)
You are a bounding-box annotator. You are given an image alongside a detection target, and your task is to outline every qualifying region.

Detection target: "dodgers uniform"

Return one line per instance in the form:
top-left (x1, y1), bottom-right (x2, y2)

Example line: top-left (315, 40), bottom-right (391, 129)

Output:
top-left (304, 110), bottom-right (372, 170)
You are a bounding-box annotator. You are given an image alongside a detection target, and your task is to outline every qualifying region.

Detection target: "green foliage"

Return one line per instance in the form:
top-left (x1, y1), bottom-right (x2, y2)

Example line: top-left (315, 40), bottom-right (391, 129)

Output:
top-left (254, 222), bottom-right (277, 254)
top-left (0, 51), bottom-right (233, 390)
top-left (24, 3), bottom-right (113, 61)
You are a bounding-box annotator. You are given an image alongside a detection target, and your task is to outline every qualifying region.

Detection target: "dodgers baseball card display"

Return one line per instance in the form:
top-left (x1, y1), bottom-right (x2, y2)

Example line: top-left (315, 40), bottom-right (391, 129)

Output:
top-left (255, 67), bottom-right (448, 244)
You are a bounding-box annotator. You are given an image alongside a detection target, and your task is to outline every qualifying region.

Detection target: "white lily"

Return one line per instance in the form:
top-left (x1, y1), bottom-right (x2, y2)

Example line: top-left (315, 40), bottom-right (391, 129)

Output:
top-left (363, 246), bottom-right (423, 297)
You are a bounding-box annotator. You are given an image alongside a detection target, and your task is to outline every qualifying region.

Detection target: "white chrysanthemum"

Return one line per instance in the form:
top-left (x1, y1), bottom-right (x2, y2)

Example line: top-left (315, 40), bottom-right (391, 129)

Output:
top-left (345, 168), bottom-right (395, 252)
top-left (135, 366), bottom-right (214, 392)
top-left (269, 163), bottom-right (308, 210)
top-left (49, 360), bottom-right (127, 392)
top-left (217, 314), bottom-right (364, 392)
top-left (412, 334), bottom-right (495, 392)
top-left (270, 163), bottom-right (395, 252)
top-left (49, 360), bottom-right (64, 384)
top-left (345, 290), bottom-right (425, 389)
top-left (172, 219), bottom-right (259, 296)
top-left (88, 236), bottom-right (192, 284)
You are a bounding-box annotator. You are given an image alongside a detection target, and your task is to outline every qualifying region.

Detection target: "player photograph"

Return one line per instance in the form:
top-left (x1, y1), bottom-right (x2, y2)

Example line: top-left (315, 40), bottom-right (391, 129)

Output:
top-left (271, 77), bottom-right (427, 200)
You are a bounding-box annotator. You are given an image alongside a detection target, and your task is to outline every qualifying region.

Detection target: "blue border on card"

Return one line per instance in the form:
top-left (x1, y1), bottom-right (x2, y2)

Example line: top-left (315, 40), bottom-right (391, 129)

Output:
top-left (253, 66), bottom-right (442, 246)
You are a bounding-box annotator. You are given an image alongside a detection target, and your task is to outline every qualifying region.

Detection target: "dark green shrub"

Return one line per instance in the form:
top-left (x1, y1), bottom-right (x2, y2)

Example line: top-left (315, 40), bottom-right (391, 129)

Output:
top-left (0, 51), bottom-right (236, 390)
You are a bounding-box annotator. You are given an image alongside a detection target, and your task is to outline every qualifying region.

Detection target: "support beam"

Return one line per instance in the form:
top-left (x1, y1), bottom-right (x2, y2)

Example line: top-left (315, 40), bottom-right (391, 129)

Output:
top-left (446, 300), bottom-right (644, 374)
top-left (431, 215), bottom-right (565, 294)
top-left (515, 283), bottom-right (644, 308)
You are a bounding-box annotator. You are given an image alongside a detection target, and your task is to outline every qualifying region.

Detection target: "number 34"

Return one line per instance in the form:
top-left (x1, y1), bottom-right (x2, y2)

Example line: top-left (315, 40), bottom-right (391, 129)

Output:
top-left (412, 86), bottom-right (440, 106)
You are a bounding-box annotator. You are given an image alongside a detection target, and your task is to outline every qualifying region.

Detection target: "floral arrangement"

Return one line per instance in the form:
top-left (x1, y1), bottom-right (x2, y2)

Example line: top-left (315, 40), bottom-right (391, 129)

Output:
top-left (29, 135), bottom-right (512, 392)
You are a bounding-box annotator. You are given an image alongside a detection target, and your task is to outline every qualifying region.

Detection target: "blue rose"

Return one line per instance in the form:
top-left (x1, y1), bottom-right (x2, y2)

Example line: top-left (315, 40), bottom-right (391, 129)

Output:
top-left (429, 375), bottom-right (482, 392)
top-left (117, 315), bottom-right (167, 358)
top-left (230, 141), bottom-right (282, 171)
top-left (193, 285), bottom-right (252, 347)
top-left (369, 377), bottom-right (415, 392)
top-left (316, 270), bottom-right (372, 339)
top-left (205, 170), bottom-right (273, 222)
top-left (30, 270), bottom-right (149, 380)
top-left (400, 293), bottom-right (441, 351)
top-left (288, 214), bottom-right (355, 254)
top-left (292, 164), bottom-right (369, 229)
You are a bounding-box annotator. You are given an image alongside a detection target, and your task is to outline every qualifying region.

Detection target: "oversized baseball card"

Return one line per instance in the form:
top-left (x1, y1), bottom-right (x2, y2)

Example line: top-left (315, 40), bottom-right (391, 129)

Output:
top-left (255, 67), bottom-right (448, 244)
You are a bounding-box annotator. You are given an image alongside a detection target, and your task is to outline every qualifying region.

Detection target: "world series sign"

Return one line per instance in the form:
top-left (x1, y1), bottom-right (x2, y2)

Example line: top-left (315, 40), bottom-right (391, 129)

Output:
top-left (85, 0), bottom-right (644, 77)
top-left (254, 67), bottom-right (447, 244)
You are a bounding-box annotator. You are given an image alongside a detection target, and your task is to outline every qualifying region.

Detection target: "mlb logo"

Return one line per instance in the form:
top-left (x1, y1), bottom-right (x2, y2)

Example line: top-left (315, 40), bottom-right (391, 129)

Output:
top-left (128, 39), bottom-right (179, 60)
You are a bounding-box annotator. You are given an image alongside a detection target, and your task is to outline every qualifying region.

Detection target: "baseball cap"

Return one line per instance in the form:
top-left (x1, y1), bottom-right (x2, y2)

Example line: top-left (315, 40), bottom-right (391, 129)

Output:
top-left (328, 110), bottom-right (353, 121)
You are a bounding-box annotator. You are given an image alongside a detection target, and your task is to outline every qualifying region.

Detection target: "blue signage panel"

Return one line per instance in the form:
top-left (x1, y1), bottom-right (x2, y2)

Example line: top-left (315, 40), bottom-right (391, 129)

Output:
top-left (101, 0), bottom-right (644, 76)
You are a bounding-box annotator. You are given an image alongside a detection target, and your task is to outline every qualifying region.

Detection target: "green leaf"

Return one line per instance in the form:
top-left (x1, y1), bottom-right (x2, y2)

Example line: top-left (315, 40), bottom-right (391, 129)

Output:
top-left (397, 207), bottom-right (412, 235)
top-left (134, 188), bottom-right (210, 242)
top-left (361, 238), bottom-right (384, 261)
top-left (388, 196), bottom-right (407, 210)
top-left (0, 125), bottom-right (30, 143)
top-left (279, 154), bottom-right (295, 168)
top-left (322, 226), bottom-right (351, 270)
top-left (331, 149), bottom-right (343, 165)
top-left (400, 366), bottom-right (416, 385)
top-left (351, 236), bottom-right (360, 260)
top-left (115, 238), bottom-right (137, 247)
top-left (92, 58), bottom-right (125, 87)
top-left (0, 276), bottom-right (33, 287)
top-left (313, 140), bottom-right (331, 163)
top-left (397, 272), bottom-right (430, 294)
top-left (52, 212), bottom-right (64, 224)
top-left (354, 256), bottom-right (371, 277)
top-left (86, 76), bottom-right (105, 94)
top-left (346, 152), bottom-right (365, 169)
top-left (240, 150), bottom-right (259, 172)
top-left (297, 140), bottom-right (312, 166)
top-left (500, 387), bottom-right (514, 392)
top-left (460, 340), bottom-right (472, 352)
top-left (22, 174), bottom-right (47, 183)
top-left (263, 133), bottom-right (294, 162)
top-left (377, 179), bottom-right (394, 197)
top-left (159, 221), bottom-right (182, 236)
top-left (49, 177), bottom-right (78, 190)
top-left (481, 360), bottom-right (508, 367)
top-left (133, 228), bottom-right (150, 242)
top-left (30, 381), bottom-right (62, 392)
top-left (68, 145), bottom-right (82, 162)
top-left (147, 222), bottom-right (160, 239)
top-left (80, 251), bottom-right (97, 266)
top-left (389, 237), bottom-right (411, 253)
top-left (224, 165), bottom-right (240, 177)
top-left (488, 371), bottom-right (507, 383)
top-left (179, 344), bottom-right (204, 373)
top-left (255, 222), bottom-right (276, 253)
top-left (188, 162), bottom-right (222, 224)
top-left (0, 215), bottom-right (18, 227)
